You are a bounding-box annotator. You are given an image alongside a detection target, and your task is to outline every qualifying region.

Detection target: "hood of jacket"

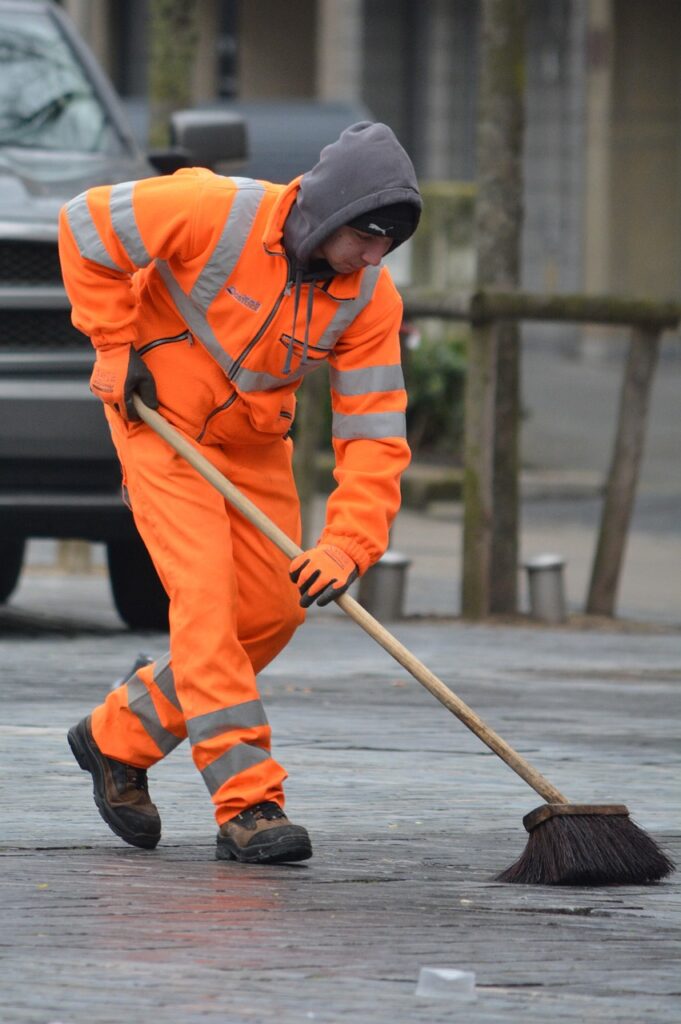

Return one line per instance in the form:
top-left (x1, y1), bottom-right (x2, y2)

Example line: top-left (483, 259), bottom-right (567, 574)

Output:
top-left (283, 121), bottom-right (422, 269)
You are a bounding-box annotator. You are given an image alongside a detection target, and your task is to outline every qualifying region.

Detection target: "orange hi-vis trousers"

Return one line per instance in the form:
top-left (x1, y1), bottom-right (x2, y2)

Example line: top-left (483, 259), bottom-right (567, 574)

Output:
top-left (90, 409), bottom-right (305, 825)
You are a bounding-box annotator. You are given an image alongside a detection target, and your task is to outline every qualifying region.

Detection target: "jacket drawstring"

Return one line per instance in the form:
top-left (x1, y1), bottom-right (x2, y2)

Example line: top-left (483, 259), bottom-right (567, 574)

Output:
top-left (300, 278), bottom-right (315, 367)
top-left (283, 266), bottom-right (316, 376)
top-left (283, 267), bottom-right (303, 376)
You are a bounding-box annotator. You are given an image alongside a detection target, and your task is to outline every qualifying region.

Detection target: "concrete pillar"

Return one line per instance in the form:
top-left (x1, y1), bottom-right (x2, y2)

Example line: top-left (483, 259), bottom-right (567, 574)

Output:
top-left (609, 0), bottom-right (681, 299)
top-left (237, 0), bottom-right (316, 99)
top-left (582, 0), bottom-right (613, 296)
top-left (582, 0), bottom-right (681, 359)
top-left (420, 0), bottom-right (456, 180)
top-left (316, 0), bottom-right (363, 101)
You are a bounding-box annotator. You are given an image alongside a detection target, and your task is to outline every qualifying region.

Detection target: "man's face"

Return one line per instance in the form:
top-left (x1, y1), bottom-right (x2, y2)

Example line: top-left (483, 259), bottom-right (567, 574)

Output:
top-left (313, 226), bottom-right (393, 274)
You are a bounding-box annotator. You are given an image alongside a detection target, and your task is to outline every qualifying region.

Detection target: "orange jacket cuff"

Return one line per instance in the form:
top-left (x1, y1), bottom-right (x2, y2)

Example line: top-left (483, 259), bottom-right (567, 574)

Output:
top-left (316, 532), bottom-right (376, 577)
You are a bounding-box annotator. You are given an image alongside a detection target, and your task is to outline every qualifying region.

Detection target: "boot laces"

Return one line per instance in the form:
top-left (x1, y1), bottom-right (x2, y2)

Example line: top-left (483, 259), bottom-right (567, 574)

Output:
top-left (125, 765), bottom-right (149, 792)
top-left (251, 801), bottom-right (285, 822)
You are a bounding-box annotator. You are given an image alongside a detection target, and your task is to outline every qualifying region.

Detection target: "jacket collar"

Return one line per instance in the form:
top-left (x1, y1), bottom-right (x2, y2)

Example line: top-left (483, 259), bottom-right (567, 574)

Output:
top-left (262, 177), bottom-right (301, 255)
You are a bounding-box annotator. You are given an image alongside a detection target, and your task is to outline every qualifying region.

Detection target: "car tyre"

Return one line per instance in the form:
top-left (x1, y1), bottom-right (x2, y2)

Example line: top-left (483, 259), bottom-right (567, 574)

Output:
top-left (107, 533), bottom-right (169, 631)
top-left (0, 538), bottom-right (25, 603)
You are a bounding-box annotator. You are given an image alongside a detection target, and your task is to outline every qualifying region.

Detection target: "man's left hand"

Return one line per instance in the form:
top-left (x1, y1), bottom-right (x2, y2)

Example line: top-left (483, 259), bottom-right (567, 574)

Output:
top-left (289, 544), bottom-right (358, 608)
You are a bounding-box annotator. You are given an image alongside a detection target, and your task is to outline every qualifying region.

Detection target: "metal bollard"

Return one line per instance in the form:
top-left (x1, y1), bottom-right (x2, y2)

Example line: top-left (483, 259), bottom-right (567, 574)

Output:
top-left (524, 553), bottom-right (567, 623)
top-left (358, 550), bottom-right (411, 621)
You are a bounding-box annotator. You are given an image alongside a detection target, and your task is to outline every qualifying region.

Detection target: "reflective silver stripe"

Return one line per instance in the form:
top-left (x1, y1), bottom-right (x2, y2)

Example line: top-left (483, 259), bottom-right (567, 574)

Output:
top-left (155, 261), bottom-right (236, 375)
top-left (329, 363), bottom-right (404, 396)
top-left (127, 677), bottom-right (182, 755)
top-left (109, 181), bottom-right (152, 267)
top-left (187, 699), bottom-right (269, 746)
top-left (317, 265), bottom-right (382, 350)
top-left (190, 182), bottom-right (265, 308)
top-left (201, 743), bottom-right (271, 795)
top-left (64, 192), bottom-right (124, 272)
top-left (237, 352), bottom-right (329, 392)
top-left (332, 410), bottom-right (407, 440)
top-left (153, 652), bottom-right (181, 711)
top-left (236, 366), bottom-right (286, 392)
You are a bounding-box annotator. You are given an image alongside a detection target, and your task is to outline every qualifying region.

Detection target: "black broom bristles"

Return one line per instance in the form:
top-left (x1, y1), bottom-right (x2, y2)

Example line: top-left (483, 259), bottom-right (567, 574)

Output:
top-left (497, 804), bottom-right (676, 885)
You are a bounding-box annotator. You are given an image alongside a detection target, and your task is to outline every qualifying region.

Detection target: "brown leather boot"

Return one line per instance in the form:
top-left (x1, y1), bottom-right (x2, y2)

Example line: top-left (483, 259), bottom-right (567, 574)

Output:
top-left (216, 801), bottom-right (312, 864)
top-left (67, 716), bottom-right (161, 849)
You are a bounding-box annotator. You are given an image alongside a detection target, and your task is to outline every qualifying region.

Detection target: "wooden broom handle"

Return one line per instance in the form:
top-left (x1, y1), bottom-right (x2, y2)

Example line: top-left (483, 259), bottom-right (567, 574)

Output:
top-left (133, 395), bottom-right (568, 805)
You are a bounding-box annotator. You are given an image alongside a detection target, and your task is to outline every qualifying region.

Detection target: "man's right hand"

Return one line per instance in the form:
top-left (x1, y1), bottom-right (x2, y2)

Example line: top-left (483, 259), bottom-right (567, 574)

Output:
top-left (90, 345), bottom-right (158, 422)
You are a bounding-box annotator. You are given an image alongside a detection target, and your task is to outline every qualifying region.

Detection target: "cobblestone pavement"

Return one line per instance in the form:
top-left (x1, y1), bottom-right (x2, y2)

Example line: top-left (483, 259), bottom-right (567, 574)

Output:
top-left (1, 574), bottom-right (679, 1023)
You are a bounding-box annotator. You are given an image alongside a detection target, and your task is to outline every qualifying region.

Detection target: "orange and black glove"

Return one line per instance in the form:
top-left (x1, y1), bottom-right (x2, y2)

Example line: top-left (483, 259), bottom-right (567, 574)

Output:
top-left (289, 544), bottom-right (358, 608)
top-left (90, 344), bottom-right (158, 422)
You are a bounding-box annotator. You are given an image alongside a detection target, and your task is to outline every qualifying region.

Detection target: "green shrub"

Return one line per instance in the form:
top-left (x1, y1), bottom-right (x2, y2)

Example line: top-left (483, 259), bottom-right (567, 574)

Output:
top-left (404, 330), bottom-right (467, 460)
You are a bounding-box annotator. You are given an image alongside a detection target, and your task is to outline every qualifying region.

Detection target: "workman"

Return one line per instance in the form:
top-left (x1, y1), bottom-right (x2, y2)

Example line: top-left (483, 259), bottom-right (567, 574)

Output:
top-left (59, 121), bottom-right (422, 864)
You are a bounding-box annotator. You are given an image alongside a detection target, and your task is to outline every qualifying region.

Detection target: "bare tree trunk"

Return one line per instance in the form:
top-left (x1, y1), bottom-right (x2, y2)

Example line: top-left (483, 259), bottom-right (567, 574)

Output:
top-left (148, 0), bottom-right (199, 148)
top-left (463, 0), bottom-right (526, 617)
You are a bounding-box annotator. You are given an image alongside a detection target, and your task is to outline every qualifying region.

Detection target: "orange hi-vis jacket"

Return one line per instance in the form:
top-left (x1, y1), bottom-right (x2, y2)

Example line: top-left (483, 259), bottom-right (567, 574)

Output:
top-left (58, 168), bottom-right (411, 573)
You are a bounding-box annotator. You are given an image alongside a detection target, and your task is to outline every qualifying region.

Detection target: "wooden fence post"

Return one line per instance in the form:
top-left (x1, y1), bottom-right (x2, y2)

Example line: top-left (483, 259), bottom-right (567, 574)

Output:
top-left (491, 320), bottom-right (521, 612)
top-left (586, 325), bottom-right (662, 615)
top-left (462, 321), bottom-right (498, 617)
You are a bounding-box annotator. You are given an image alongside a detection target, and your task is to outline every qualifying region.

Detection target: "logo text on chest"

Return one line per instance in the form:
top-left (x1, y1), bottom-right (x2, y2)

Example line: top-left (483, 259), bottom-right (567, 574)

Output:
top-left (226, 285), bottom-right (261, 312)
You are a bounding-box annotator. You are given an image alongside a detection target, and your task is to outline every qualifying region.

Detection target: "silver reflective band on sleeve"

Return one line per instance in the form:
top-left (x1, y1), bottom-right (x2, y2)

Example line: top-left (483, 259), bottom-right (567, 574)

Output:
top-left (190, 181), bottom-right (265, 308)
top-left (329, 363), bottom-right (404, 396)
top-left (316, 265), bottom-right (381, 350)
top-left (64, 192), bottom-right (125, 272)
top-left (187, 699), bottom-right (269, 747)
top-left (153, 652), bottom-right (181, 711)
top-left (127, 677), bottom-right (183, 755)
top-left (109, 181), bottom-right (152, 268)
top-left (201, 743), bottom-right (271, 795)
top-left (156, 261), bottom-right (236, 376)
top-left (332, 410), bottom-right (407, 440)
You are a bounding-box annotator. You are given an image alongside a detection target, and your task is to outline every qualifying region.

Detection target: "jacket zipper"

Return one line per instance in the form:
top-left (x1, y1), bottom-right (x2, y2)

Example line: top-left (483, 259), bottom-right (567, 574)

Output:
top-left (227, 253), bottom-right (291, 381)
top-left (138, 330), bottom-right (192, 356)
top-left (196, 393), bottom-right (238, 443)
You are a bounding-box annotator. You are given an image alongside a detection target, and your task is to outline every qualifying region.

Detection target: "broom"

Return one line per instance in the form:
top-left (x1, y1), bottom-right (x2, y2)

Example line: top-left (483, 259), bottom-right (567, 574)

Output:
top-left (132, 396), bottom-right (675, 886)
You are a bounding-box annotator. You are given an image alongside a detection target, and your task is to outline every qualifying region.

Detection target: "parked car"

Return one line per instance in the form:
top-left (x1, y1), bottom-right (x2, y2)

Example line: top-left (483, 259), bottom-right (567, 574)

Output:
top-left (0, 0), bottom-right (245, 628)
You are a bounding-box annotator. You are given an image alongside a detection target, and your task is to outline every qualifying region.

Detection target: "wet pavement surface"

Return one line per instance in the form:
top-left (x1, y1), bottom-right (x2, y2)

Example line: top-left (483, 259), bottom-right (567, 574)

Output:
top-left (1, 573), bottom-right (679, 1023)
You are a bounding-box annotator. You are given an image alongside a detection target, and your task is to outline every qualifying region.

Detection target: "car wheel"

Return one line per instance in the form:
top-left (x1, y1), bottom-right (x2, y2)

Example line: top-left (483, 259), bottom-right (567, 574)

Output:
top-left (0, 538), bottom-right (25, 603)
top-left (107, 533), bottom-right (169, 631)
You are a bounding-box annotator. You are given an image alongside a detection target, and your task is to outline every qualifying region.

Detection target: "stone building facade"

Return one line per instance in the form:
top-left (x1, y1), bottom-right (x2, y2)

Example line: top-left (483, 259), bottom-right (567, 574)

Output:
top-left (62, 0), bottom-right (681, 314)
